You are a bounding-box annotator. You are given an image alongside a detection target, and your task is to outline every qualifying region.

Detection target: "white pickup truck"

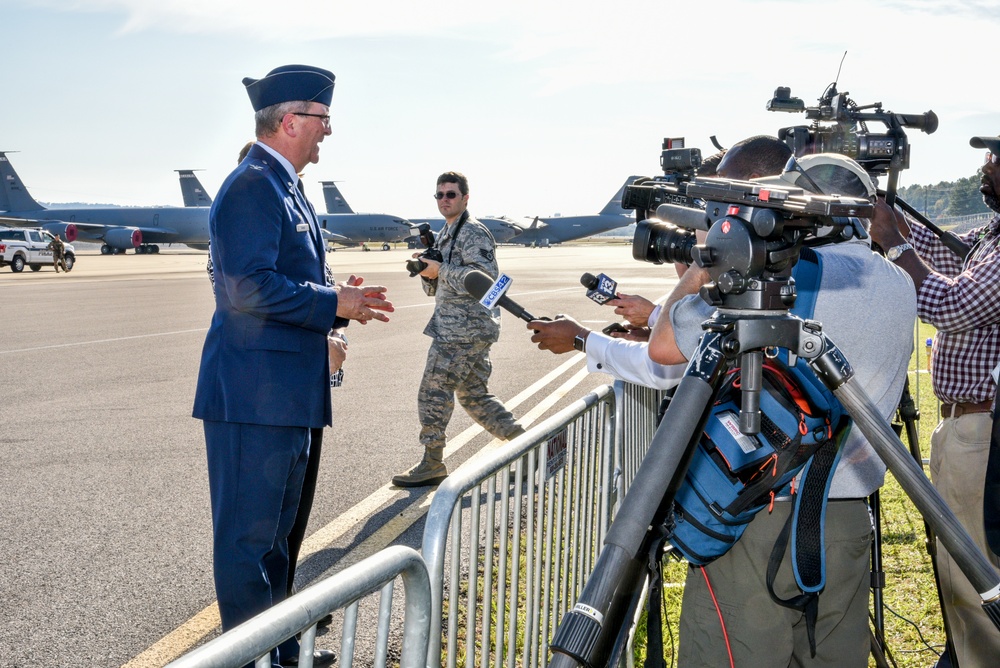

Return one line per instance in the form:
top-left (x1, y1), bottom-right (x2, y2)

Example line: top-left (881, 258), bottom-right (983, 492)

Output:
top-left (0, 228), bottom-right (76, 272)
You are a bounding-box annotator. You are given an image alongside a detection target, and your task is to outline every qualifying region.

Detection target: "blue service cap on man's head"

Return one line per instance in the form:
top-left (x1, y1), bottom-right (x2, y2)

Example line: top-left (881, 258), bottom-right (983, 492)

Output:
top-left (970, 135), bottom-right (1000, 155)
top-left (242, 64), bottom-right (336, 111)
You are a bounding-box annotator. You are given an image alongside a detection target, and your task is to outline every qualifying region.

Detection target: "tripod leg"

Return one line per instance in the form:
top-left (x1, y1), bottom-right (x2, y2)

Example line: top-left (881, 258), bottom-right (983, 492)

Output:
top-left (810, 345), bottom-right (1000, 631)
top-left (869, 490), bottom-right (887, 654)
top-left (550, 333), bottom-right (729, 668)
top-left (898, 379), bottom-right (960, 665)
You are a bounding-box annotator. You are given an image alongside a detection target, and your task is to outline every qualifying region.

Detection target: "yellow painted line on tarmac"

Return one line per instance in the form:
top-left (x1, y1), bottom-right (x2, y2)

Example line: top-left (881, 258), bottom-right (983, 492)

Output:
top-left (122, 353), bottom-right (588, 667)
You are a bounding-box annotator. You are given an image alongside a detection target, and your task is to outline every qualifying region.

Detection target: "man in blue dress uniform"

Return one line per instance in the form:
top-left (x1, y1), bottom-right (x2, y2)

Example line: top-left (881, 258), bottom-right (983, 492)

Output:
top-left (193, 64), bottom-right (392, 667)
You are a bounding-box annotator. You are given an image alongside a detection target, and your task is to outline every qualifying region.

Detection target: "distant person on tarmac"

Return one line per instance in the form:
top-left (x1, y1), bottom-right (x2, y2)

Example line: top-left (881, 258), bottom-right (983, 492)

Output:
top-left (48, 234), bottom-right (67, 273)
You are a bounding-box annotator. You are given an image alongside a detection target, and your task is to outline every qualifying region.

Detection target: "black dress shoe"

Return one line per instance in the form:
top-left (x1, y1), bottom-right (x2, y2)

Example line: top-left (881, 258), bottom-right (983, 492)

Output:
top-left (317, 612), bottom-right (333, 628)
top-left (282, 648), bottom-right (336, 666)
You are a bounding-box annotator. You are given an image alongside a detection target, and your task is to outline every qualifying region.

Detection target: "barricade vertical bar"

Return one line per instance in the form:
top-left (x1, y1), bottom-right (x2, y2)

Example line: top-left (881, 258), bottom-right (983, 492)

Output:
top-left (481, 476), bottom-right (497, 668)
top-left (571, 425), bottom-right (585, 599)
top-left (507, 473), bottom-right (523, 668)
top-left (467, 484), bottom-right (483, 668)
top-left (583, 412), bottom-right (597, 578)
top-left (553, 464), bottom-right (568, 658)
top-left (299, 623), bottom-right (317, 665)
top-left (448, 504), bottom-right (462, 668)
top-left (494, 479), bottom-right (511, 667)
top-left (341, 601), bottom-right (358, 668)
top-left (599, 398), bottom-right (615, 545)
top-left (374, 582), bottom-right (393, 668)
top-left (529, 451), bottom-right (546, 666)
top-left (541, 460), bottom-right (556, 662)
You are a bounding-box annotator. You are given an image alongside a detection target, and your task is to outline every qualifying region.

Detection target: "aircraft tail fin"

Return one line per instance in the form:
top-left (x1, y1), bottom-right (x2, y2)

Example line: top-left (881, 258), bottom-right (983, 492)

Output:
top-left (176, 170), bottom-right (213, 207)
top-left (598, 175), bottom-right (643, 216)
top-left (320, 181), bottom-right (354, 214)
top-left (0, 152), bottom-right (45, 212)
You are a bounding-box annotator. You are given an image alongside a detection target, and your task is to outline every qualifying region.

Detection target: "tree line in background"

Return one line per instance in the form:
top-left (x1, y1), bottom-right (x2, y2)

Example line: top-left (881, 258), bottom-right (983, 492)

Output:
top-left (896, 168), bottom-right (991, 219)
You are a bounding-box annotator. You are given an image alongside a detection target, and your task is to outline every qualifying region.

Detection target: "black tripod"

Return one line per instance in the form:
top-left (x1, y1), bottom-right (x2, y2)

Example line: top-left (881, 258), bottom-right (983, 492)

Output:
top-left (549, 304), bottom-right (1000, 667)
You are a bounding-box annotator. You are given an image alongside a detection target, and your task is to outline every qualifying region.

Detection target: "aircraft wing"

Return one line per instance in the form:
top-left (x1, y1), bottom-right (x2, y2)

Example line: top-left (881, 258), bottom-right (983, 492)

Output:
top-left (0, 215), bottom-right (30, 227)
top-left (320, 229), bottom-right (350, 243)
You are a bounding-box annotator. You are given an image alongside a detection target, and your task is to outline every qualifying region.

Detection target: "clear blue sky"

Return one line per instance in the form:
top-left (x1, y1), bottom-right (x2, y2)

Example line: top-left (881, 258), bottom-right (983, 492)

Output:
top-left (2, 0), bottom-right (997, 221)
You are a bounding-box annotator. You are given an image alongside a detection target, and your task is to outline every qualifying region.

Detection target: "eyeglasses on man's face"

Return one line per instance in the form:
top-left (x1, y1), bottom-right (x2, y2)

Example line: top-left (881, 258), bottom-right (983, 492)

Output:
top-left (985, 151), bottom-right (998, 166)
top-left (292, 112), bottom-right (331, 128)
top-left (434, 191), bottom-right (460, 200)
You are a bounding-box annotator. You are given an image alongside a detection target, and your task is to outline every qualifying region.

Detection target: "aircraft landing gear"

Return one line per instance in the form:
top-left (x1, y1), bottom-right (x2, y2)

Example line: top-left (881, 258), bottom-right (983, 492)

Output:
top-left (135, 245), bottom-right (161, 255)
top-left (382, 242), bottom-right (391, 251)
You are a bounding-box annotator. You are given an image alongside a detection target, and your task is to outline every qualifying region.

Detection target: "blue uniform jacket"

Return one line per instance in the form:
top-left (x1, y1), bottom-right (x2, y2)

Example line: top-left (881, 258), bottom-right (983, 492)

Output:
top-left (193, 143), bottom-right (344, 428)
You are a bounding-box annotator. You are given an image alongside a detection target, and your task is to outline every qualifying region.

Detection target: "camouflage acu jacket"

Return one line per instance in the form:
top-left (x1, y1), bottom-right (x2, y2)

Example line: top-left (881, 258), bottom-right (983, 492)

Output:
top-left (422, 213), bottom-right (501, 343)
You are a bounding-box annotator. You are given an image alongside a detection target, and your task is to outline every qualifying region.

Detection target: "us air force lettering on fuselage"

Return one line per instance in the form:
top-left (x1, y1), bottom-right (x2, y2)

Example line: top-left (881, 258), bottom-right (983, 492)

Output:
top-left (0, 152), bottom-right (210, 254)
top-left (315, 181), bottom-right (416, 250)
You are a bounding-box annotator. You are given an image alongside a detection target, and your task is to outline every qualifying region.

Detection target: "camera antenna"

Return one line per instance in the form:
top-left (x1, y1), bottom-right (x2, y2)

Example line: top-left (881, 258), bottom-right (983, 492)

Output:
top-left (834, 51), bottom-right (847, 89)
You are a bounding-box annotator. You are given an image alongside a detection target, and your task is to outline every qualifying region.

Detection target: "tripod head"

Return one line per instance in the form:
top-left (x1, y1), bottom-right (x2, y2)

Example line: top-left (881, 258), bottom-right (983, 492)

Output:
top-left (631, 175), bottom-right (872, 311)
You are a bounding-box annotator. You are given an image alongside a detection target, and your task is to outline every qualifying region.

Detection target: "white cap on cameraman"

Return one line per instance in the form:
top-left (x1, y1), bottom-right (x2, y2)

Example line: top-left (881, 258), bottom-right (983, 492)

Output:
top-left (772, 153), bottom-right (876, 200)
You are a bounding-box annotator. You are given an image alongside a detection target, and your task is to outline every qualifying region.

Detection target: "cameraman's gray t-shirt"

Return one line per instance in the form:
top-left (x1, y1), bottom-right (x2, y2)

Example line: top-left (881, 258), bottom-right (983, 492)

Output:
top-left (670, 239), bottom-right (916, 498)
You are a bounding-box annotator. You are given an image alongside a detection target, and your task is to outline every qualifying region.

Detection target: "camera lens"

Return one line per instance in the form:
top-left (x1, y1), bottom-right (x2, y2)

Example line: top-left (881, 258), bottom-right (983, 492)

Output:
top-left (632, 219), bottom-right (697, 266)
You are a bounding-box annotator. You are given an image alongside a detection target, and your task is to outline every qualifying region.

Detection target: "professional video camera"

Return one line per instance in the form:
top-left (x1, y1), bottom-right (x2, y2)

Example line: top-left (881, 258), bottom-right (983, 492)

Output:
top-left (768, 83), bottom-right (973, 260)
top-left (405, 223), bottom-right (443, 277)
top-left (767, 83), bottom-right (937, 198)
top-left (630, 175), bottom-right (870, 308)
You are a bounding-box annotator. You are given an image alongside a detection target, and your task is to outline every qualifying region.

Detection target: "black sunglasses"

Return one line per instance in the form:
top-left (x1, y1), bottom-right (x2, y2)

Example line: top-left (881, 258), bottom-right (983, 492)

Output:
top-left (434, 191), bottom-right (460, 200)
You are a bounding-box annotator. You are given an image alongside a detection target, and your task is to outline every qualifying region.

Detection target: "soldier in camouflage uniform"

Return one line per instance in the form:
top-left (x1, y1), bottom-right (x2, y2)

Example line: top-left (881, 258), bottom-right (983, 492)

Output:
top-left (392, 172), bottom-right (523, 487)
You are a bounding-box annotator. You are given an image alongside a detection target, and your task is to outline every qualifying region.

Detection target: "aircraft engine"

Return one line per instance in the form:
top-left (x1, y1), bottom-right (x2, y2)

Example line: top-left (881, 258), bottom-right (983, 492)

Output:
top-left (105, 227), bottom-right (143, 250)
top-left (40, 221), bottom-right (78, 242)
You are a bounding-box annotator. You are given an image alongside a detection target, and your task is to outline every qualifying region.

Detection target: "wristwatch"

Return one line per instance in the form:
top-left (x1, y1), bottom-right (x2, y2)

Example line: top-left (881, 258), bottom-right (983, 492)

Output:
top-left (886, 243), bottom-right (913, 262)
top-left (573, 332), bottom-right (587, 353)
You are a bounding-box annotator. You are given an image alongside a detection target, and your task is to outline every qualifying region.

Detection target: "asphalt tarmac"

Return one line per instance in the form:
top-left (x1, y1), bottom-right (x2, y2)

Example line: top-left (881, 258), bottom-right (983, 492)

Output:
top-left (0, 243), bottom-right (680, 667)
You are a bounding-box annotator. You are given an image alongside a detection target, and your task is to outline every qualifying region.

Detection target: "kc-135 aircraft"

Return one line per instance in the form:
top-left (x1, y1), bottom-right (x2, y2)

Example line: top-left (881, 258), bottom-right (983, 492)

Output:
top-left (175, 171), bottom-right (416, 250)
top-left (506, 176), bottom-right (642, 246)
top-left (320, 182), bottom-right (524, 245)
top-left (0, 151), bottom-right (210, 254)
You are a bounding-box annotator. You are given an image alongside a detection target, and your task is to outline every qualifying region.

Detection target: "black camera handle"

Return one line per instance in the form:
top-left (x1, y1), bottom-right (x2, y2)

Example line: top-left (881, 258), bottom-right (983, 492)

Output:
top-left (549, 310), bottom-right (1000, 667)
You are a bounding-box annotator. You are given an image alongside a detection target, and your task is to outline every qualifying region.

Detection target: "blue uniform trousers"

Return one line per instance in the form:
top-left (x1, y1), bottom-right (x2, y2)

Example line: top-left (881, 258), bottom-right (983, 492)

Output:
top-left (204, 420), bottom-right (311, 664)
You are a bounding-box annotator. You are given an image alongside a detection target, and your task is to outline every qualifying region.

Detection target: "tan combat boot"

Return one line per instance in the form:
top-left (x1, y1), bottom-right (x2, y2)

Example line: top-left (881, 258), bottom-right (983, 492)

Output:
top-left (391, 448), bottom-right (448, 487)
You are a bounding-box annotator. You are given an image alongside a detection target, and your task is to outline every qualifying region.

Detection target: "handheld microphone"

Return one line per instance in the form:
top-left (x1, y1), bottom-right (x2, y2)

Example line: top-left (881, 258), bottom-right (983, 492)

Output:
top-left (465, 270), bottom-right (540, 322)
top-left (581, 272), bottom-right (619, 305)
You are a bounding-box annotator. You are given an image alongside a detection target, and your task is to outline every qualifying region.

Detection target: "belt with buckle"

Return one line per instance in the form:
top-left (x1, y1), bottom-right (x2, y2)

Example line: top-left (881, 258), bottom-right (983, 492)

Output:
top-left (941, 400), bottom-right (994, 419)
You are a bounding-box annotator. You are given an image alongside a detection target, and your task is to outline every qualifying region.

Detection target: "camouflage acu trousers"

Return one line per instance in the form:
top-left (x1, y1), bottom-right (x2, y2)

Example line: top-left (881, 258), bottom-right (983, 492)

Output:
top-left (418, 339), bottom-right (520, 451)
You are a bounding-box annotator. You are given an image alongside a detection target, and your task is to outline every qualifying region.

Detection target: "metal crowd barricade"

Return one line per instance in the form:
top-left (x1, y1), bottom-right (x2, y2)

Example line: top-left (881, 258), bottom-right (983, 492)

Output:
top-left (420, 380), bottom-right (665, 667)
top-left (165, 545), bottom-right (431, 668)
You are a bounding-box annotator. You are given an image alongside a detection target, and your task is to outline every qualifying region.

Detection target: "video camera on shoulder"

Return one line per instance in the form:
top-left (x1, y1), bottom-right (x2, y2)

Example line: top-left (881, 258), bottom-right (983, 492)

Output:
top-left (405, 223), bottom-right (444, 277)
top-left (767, 83), bottom-right (936, 199)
